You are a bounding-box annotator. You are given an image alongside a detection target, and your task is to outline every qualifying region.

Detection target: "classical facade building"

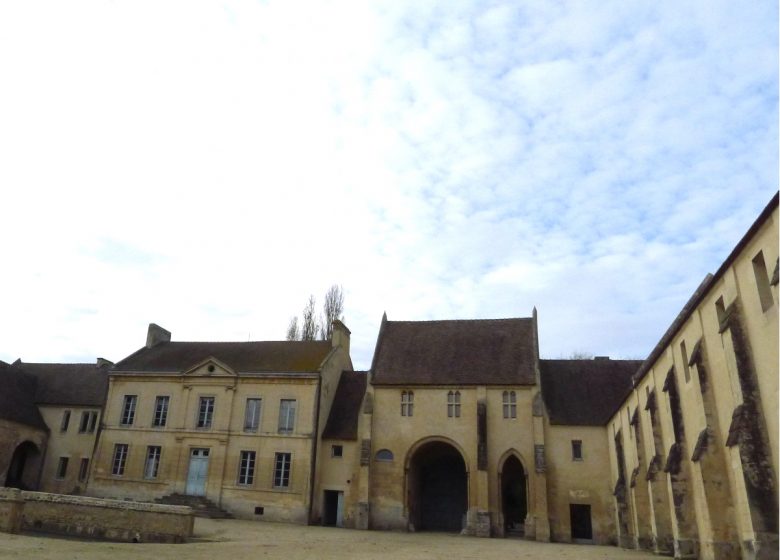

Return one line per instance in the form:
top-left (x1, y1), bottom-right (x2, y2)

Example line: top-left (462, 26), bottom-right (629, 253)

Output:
top-left (88, 322), bottom-right (353, 523)
top-left (0, 193), bottom-right (776, 559)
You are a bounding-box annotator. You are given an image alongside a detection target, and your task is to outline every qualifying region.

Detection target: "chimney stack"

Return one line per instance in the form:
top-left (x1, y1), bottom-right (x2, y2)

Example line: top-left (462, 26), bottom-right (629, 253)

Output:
top-left (331, 320), bottom-right (351, 354)
top-left (146, 323), bottom-right (171, 348)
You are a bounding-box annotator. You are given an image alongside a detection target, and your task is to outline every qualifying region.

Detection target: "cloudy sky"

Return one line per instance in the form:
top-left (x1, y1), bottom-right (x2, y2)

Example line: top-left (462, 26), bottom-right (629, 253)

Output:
top-left (0, 1), bottom-right (776, 370)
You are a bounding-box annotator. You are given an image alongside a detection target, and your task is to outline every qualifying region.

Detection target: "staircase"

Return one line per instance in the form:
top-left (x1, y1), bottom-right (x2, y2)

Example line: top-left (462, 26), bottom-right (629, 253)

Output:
top-left (155, 494), bottom-right (234, 519)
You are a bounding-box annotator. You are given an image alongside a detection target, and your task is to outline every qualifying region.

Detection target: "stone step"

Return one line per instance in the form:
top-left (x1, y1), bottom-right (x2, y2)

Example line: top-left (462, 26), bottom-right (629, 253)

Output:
top-left (154, 494), bottom-right (234, 519)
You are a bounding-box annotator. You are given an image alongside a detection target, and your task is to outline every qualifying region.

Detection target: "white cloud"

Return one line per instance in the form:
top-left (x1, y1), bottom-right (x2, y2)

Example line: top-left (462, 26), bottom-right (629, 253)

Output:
top-left (0, 0), bottom-right (775, 369)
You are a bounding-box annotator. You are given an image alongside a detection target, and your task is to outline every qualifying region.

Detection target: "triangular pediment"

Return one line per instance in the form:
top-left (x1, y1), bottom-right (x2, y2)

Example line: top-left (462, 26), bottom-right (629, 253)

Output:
top-left (183, 357), bottom-right (237, 377)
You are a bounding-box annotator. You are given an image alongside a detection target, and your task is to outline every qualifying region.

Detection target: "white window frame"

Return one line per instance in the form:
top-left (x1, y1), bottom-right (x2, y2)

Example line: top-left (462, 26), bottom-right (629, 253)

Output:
top-left (238, 450), bottom-right (256, 486)
top-left (273, 452), bottom-right (292, 488)
top-left (447, 390), bottom-right (461, 418)
top-left (60, 410), bottom-right (71, 432)
top-left (244, 398), bottom-right (262, 432)
top-left (503, 391), bottom-right (517, 419)
top-left (401, 391), bottom-right (414, 417)
top-left (278, 399), bottom-right (296, 434)
top-left (79, 410), bottom-right (98, 433)
top-left (196, 396), bottom-right (215, 429)
top-left (112, 444), bottom-right (129, 476)
top-left (153, 396), bottom-right (170, 427)
top-left (120, 395), bottom-right (137, 426)
top-left (144, 446), bottom-right (162, 479)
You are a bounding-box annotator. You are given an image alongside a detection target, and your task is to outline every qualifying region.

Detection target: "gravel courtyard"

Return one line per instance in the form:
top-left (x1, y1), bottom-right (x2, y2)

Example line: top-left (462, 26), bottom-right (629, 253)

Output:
top-left (0, 518), bottom-right (659, 560)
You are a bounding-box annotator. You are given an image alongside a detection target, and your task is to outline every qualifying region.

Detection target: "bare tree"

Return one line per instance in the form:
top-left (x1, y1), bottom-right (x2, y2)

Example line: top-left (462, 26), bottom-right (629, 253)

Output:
top-left (300, 295), bottom-right (319, 341)
top-left (285, 316), bottom-right (300, 341)
top-left (319, 284), bottom-right (344, 340)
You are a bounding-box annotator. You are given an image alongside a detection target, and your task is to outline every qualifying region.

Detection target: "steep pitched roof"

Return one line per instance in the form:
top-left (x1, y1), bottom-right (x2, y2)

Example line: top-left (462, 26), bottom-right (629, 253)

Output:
top-left (0, 361), bottom-right (47, 430)
top-left (322, 371), bottom-right (367, 441)
top-left (371, 318), bottom-right (537, 386)
top-left (540, 359), bottom-right (642, 426)
top-left (113, 340), bottom-right (332, 374)
top-left (13, 362), bottom-right (110, 407)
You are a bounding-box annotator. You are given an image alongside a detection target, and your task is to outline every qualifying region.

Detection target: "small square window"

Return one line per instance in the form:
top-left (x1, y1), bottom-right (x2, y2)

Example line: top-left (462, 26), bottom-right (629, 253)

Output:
top-left (572, 440), bottom-right (583, 461)
top-left (331, 445), bottom-right (343, 458)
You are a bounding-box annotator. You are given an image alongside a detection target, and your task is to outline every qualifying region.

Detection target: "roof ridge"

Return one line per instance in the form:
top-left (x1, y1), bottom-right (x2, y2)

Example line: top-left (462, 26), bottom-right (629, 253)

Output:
top-left (387, 317), bottom-right (532, 324)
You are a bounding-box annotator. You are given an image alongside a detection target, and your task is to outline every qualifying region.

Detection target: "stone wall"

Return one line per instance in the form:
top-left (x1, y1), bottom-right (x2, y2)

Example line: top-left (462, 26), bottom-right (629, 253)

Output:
top-left (10, 490), bottom-right (194, 543)
top-left (0, 488), bottom-right (25, 533)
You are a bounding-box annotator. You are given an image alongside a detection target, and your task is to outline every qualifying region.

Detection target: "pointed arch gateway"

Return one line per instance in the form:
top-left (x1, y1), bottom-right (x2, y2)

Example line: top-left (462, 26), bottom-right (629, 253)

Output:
top-left (5, 440), bottom-right (42, 490)
top-left (499, 450), bottom-right (528, 536)
top-left (405, 437), bottom-right (469, 532)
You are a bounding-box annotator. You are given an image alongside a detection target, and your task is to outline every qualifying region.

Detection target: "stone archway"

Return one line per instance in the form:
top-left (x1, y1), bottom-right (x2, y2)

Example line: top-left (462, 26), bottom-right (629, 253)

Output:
top-left (6, 440), bottom-right (42, 490)
top-left (406, 440), bottom-right (468, 532)
top-left (500, 454), bottom-right (528, 536)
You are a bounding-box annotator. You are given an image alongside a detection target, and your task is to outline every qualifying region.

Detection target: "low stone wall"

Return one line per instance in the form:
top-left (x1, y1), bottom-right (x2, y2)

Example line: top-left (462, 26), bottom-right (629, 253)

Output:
top-left (0, 487), bottom-right (25, 533)
top-left (14, 490), bottom-right (194, 543)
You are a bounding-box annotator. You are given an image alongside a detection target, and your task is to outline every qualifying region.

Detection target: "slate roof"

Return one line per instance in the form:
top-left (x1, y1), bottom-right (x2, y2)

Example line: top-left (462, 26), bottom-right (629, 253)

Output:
top-left (321, 371), bottom-right (367, 441)
top-left (113, 340), bottom-right (333, 374)
top-left (371, 318), bottom-right (537, 386)
top-left (0, 361), bottom-right (47, 430)
top-left (12, 362), bottom-right (110, 407)
top-left (540, 359), bottom-right (642, 426)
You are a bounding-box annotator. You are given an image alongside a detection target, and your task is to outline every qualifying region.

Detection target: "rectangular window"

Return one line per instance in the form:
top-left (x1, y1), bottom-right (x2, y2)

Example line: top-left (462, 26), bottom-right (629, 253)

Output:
top-left (78, 458), bottom-right (90, 482)
top-left (273, 452), bottom-right (292, 488)
top-left (112, 444), bottom-right (129, 476)
top-left (331, 445), bottom-right (343, 458)
top-left (503, 391), bottom-right (517, 419)
top-left (197, 397), bottom-right (215, 428)
top-left (278, 399), bottom-right (296, 434)
top-left (238, 450), bottom-right (256, 485)
top-left (56, 457), bottom-right (69, 479)
top-left (680, 340), bottom-right (691, 383)
top-left (120, 395), bottom-right (137, 426)
top-left (447, 391), bottom-right (461, 418)
top-left (79, 411), bottom-right (98, 433)
top-left (401, 391), bottom-right (414, 417)
top-left (752, 250), bottom-right (774, 312)
top-left (153, 396), bottom-right (170, 427)
top-left (572, 440), bottom-right (583, 461)
top-left (144, 446), bottom-right (161, 479)
top-left (244, 398), bottom-right (262, 432)
top-left (60, 410), bottom-right (71, 432)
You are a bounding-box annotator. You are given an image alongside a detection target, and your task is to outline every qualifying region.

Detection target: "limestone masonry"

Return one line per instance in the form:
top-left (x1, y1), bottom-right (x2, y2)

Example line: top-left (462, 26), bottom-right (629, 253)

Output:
top-left (0, 193), bottom-right (777, 559)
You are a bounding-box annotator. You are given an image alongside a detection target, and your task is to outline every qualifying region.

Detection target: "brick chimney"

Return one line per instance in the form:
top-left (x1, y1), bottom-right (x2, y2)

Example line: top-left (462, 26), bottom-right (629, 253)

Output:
top-left (331, 320), bottom-right (351, 353)
top-left (146, 323), bottom-right (171, 348)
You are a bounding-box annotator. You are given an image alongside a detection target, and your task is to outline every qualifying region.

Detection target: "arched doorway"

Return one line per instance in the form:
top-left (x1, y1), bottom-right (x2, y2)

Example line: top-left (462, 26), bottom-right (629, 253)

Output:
top-left (6, 441), bottom-right (41, 490)
top-left (407, 440), bottom-right (468, 532)
top-left (501, 454), bottom-right (527, 536)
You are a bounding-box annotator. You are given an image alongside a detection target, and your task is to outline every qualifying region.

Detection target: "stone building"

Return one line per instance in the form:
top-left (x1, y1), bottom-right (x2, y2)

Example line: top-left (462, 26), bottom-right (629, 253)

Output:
top-left (606, 193), bottom-right (779, 560)
top-left (0, 193), bottom-right (776, 559)
top-left (88, 322), bottom-right (353, 523)
top-left (0, 360), bottom-right (110, 493)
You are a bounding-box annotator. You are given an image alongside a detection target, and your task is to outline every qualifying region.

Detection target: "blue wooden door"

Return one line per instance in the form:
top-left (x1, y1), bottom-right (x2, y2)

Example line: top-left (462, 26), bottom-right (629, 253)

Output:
top-left (186, 448), bottom-right (209, 496)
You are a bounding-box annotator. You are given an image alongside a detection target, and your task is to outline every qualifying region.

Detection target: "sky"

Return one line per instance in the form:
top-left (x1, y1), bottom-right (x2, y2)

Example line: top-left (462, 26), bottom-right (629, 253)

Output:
top-left (0, 1), bottom-right (777, 370)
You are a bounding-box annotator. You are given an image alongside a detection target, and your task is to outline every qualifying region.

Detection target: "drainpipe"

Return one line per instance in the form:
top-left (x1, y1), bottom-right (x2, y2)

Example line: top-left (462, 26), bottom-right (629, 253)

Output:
top-left (308, 374), bottom-right (322, 525)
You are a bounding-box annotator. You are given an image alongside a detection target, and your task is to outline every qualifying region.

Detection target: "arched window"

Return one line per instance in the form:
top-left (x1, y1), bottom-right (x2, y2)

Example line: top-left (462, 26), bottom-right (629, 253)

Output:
top-left (447, 390), bottom-right (461, 418)
top-left (503, 390), bottom-right (517, 419)
top-left (375, 449), bottom-right (394, 462)
top-left (401, 391), bottom-right (414, 416)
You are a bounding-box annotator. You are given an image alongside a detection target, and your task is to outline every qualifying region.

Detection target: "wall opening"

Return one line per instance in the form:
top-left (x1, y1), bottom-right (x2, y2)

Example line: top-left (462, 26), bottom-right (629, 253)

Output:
top-left (5, 441), bottom-right (41, 490)
top-left (407, 441), bottom-right (467, 532)
top-left (501, 455), bottom-right (527, 536)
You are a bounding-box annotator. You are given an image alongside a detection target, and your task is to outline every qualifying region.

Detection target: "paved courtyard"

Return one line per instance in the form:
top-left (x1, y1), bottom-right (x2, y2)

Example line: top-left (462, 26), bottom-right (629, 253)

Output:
top-left (0, 518), bottom-right (659, 559)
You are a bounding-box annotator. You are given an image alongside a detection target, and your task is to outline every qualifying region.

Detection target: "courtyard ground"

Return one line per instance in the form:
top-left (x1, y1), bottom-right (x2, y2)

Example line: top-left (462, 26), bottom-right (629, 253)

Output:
top-left (0, 518), bottom-right (659, 559)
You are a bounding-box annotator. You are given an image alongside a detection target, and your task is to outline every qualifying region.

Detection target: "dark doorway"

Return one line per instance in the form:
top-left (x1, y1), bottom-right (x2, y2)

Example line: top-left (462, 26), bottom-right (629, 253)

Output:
top-left (501, 455), bottom-right (527, 536)
top-left (6, 441), bottom-right (41, 490)
top-left (323, 490), bottom-right (343, 527)
top-left (408, 441), bottom-right (467, 532)
top-left (570, 504), bottom-right (593, 542)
